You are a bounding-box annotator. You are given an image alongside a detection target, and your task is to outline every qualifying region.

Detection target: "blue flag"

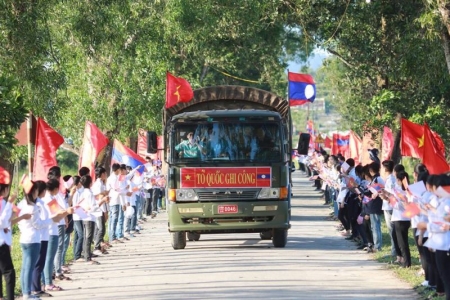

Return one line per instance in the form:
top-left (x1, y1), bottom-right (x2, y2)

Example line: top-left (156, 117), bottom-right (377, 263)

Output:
top-left (288, 72), bottom-right (316, 106)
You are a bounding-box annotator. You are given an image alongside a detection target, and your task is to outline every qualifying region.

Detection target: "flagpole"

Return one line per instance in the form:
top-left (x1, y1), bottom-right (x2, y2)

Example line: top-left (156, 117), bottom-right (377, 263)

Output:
top-left (27, 112), bottom-right (34, 179)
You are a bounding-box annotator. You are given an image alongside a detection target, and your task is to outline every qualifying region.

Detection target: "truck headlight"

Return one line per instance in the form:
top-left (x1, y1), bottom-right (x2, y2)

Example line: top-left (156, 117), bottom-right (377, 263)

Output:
top-left (175, 189), bottom-right (198, 201)
top-left (257, 188), bottom-right (280, 199)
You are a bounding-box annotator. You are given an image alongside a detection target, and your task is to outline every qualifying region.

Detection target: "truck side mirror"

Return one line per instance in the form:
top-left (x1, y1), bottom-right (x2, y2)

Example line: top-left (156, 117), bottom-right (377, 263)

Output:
top-left (147, 131), bottom-right (158, 154)
top-left (297, 133), bottom-right (310, 155)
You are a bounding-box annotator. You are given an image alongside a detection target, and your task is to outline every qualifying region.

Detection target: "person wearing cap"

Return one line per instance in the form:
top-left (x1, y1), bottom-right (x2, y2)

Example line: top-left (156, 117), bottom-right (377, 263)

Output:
top-left (0, 167), bottom-right (18, 300)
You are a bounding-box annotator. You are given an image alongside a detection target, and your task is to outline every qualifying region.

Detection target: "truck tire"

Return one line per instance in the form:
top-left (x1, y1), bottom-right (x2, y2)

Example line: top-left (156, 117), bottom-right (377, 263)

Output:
top-left (187, 232), bottom-right (201, 241)
top-left (259, 231), bottom-right (272, 240)
top-left (171, 232), bottom-right (187, 250)
top-left (272, 229), bottom-right (288, 248)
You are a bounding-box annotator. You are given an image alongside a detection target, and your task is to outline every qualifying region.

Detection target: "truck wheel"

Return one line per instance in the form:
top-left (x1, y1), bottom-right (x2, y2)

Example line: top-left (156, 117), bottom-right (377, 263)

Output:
top-left (171, 232), bottom-right (187, 250)
top-left (259, 231), bottom-right (272, 240)
top-left (187, 232), bottom-right (201, 241)
top-left (272, 229), bottom-right (288, 248)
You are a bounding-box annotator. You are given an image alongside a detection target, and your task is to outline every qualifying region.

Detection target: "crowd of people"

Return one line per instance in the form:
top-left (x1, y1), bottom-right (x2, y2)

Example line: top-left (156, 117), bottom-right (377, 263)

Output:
top-left (299, 149), bottom-right (450, 299)
top-left (0, 159), bottom-right (165, 300)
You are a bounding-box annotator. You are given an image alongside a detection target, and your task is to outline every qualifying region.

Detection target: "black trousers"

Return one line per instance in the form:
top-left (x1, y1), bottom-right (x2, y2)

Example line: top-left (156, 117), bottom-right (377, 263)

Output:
top-left (392, 221), bottom-right (411, 267)
top-left (145, 189), bottom-right (153, 216)
top-left (151, 188), bottom-right (160, 213)
top-left (94, 215), bottom-right (106, 250)
top-left (338, 205), bottom-right (350, 230)
top-left (0, 243), bottom-right (15, 300)
top-left (83, 221), bottom-right (95, 261)
top-left (31, 240), bottom-right (48, 293)
top-left (436, 250), bottom-right (450, 299)
top-left (430, 250), bottom-right (445, 293)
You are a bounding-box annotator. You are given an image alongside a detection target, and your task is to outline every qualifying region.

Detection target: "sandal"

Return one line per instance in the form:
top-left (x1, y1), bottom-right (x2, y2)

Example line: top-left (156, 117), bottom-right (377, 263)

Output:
top-left (55, 274), bottom-right (72, 281)
top-left (46, 285), bottom-right (63, 291)
top-left (32, 290), bottom-right (52, 297)
top-left (87, 260), bottom-right (100, 265)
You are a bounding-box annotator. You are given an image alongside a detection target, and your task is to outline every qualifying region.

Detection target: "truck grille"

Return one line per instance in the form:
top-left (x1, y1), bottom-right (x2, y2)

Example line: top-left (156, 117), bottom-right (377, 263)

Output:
top-left (196, 189), bottom-right (258, 201)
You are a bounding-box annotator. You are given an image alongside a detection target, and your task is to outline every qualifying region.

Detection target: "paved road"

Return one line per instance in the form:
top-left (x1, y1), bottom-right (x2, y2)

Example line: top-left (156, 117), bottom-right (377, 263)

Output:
top-left (54, 171), bottom-right (418, 300)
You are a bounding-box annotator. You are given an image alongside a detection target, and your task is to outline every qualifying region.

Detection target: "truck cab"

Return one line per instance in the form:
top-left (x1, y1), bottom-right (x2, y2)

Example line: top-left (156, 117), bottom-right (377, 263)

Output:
top-left (150, 86), bottom-right (293, 249)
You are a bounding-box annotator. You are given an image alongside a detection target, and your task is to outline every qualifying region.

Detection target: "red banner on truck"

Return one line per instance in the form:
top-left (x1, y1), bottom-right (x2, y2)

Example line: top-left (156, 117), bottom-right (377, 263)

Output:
top-left (180, 167), bottom-right (271, 188)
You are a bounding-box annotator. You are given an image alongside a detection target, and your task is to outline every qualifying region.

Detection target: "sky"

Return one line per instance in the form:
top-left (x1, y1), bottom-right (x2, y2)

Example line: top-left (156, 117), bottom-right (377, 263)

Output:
top-left (288, 48), bottom-right (329, 72)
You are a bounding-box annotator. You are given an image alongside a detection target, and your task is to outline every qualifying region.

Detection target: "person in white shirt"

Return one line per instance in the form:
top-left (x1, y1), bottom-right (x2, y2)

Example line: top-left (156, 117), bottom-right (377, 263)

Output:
top-left (125, 169), bottom-right (139, 238)
top-left (46, 166), bottom-right (69, 282)
top-left (42, 179), bottom-right (72, 292)
top-left (106, 163), bottom-right (122, 243)
top-left (80, 175), bottom-right (101, 264)
top-left (19, 179), bottom-right (72, 299)
top-left (380, 160), bottom-right (397, 258)
top-left (390, 170), bottom-right (412, 268)
top-left (0, 167), bottom-right (20, 300)
top-left (69, 176), bottom-right (84, 262)
top-left (418, 174), bottom-right (450, 298)
top-left (92, 167), bottom-right (110, 255)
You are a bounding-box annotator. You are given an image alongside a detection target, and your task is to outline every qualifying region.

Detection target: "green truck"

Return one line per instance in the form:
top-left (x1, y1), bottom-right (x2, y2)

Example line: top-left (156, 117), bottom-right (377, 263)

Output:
top-left (148, 85), bottom-right (293, 249)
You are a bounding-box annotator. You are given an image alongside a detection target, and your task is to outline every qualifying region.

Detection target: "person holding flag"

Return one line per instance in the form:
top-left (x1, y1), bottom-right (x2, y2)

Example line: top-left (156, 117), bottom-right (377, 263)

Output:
top-left (0, 167), bottom-right (17, 300)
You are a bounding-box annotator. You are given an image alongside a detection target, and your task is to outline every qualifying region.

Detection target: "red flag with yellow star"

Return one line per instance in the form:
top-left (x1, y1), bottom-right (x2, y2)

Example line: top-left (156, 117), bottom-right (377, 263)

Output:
top-left (401, 118), bottom-right (424, 159)
top-left (165, 72), bottom-right (194, 108)
top-left (423, 123), bottom-right (449, 174)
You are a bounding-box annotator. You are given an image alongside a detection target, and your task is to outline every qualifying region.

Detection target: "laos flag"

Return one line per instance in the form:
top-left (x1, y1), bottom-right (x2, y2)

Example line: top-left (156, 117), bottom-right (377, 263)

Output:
top-left (112, 139), bottom-right (146, 173)
top-left (288, 72), bottom-right (316, 106)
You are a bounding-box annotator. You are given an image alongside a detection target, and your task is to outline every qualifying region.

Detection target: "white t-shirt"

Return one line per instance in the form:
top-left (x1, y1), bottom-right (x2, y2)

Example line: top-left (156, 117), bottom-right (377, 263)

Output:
top-left (382, 173), bottom-right (396, 211)
top-left (72, 187), bottom-right (85, 221)
top-left (42, 192), bottom-right (61, 236)
top-left (0, 199), bottom-right (12, 246)
top-left (35, 197), bottom-right (53, 241)
top-left (80, 188), bottom-right (99, 222)
top-left (92, 179), bottom-right (108, 213)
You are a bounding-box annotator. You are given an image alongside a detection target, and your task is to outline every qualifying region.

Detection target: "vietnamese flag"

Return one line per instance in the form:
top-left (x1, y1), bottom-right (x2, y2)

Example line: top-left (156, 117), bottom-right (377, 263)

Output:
top-left (402, 202), bottom-right (421, 218)
top-left (46, 198), bottom-right (62, 216)
top-left (33, 118), bottom-right (64, 181)
top-left (423, 123), bottom-right (449, 174)
top-left (165, 72), bottom-right (194, 109)
top-left (78, 121), bottom-right (109, 179)
top-left (381, 126), bottom-right (394, 161)
top-left (401, 118), bottom-right (423, 159)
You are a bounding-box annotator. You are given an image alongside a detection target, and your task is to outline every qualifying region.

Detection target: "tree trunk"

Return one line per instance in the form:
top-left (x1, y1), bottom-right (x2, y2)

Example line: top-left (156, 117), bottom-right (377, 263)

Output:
top-left (441, 30), bottom-right (450, 75)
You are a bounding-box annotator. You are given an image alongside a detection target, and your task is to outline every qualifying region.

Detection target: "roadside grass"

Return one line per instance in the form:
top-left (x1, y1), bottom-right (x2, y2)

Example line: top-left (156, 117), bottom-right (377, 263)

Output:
top-left (366, 218), bottom-right (443, 300)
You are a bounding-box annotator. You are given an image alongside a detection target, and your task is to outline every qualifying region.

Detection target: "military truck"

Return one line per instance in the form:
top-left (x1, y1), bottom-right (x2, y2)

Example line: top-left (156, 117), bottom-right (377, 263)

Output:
top-left (148, 86), bottom-right (293, 249)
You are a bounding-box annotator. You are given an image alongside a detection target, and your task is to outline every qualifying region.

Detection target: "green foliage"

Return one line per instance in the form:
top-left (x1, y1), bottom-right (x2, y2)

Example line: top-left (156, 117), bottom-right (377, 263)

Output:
top-left (0, 75), bottom-right (28, 159)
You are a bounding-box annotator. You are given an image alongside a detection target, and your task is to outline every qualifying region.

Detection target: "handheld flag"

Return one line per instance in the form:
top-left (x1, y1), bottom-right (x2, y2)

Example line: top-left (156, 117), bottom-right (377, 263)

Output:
top-left (33, 118), bottom-right (64, 181)
top-left (402, 202), bottom-right (421, 218)
top-left (47, 198), bottom-right (62, 216)
top-left (165, 72), bottom-right (194, 108)
top-left (288, 72), bottom-right (316, 106)
top-left (20, 174), bottom-right (34, 194)
top-left (112, 139), bottom-right (146, 173)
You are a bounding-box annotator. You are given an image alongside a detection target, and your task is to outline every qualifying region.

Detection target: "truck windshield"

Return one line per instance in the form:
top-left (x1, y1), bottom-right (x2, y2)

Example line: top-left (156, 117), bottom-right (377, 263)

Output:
top-left (172, 122), bottom-right (283, 163)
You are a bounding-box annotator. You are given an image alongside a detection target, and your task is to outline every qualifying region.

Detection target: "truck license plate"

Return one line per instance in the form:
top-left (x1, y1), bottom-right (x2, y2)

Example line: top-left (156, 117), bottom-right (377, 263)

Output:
top-left (218, 204), bottom-right (238, 214)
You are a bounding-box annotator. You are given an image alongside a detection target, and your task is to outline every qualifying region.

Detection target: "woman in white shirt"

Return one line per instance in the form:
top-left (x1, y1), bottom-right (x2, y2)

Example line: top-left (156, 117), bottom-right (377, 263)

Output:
top-left (80, 175), bottom-right (101, 264)
top-left (391, 170), bottom-right (412, 268)
top-left (42, 179), bottom-right (73, 292)
top-left (0, 168), bottom-right (21, 300)
top-left (418, 174), bottom-right (450, 299)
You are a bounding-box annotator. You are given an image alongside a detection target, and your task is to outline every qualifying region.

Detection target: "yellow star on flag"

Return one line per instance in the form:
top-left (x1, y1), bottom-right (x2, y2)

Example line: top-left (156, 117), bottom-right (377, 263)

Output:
top-left (185, 175), bottom-right (191, 180)
top-left (418, 135), bottom-right (424, 148)
top-left (174, 85), bottom-right (181, 102)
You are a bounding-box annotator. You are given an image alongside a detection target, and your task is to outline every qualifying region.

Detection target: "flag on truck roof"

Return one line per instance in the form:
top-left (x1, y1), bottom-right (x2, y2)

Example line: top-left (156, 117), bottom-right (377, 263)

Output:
top-left (165, 71), bottom-right (194, 108)
top-left (288, 72), bottom-right (316, 106)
